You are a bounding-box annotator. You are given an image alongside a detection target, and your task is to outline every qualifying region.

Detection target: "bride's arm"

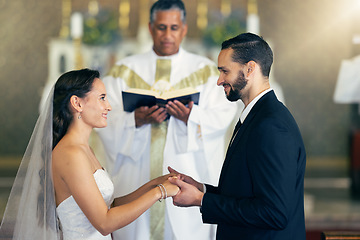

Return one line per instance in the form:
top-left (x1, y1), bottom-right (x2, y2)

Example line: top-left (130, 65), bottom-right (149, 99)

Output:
top-left (112, 173), bottom-right (175, 206)
top-left (55, 148), bottom-right (178, 236)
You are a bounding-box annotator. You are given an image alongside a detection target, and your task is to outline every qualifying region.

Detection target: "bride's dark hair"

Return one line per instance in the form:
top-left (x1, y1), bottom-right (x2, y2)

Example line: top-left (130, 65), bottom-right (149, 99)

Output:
top-left (52, 68), bottom-right (100, 149)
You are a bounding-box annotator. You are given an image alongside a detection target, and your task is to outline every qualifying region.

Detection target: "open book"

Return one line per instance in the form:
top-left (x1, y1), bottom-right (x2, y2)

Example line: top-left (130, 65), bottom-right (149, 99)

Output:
top-left (122, 87), bottom-right (200, 112)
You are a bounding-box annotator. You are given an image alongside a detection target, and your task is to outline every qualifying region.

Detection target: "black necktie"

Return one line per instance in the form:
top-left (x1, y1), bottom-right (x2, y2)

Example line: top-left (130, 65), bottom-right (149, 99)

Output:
top-left (230, 119), bottom-right (242, 146)
top-left (234, 119), bottom-right (242, 132)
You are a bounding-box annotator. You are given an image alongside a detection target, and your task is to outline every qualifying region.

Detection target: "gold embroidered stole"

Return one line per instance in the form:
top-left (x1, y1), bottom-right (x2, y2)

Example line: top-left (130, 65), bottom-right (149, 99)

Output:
top-left (149, 59), bottom-right (171, 240)
top-left (108, 63), bottom-right (218, 91)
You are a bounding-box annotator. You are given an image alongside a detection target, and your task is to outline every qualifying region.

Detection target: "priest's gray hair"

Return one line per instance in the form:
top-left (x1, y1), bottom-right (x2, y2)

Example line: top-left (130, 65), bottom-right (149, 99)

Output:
top-left (150, 0), bottom-right (186, 24)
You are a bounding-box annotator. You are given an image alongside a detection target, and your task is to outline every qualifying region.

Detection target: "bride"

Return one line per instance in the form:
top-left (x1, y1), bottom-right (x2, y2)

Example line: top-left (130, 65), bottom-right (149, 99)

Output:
top-left (0, 69), bottom-right (179, 239)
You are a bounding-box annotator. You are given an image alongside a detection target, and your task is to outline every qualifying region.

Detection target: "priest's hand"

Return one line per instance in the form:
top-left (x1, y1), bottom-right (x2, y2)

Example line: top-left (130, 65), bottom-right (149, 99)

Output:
top-left (134, 105), bottom-right (168, 127)
top-left (165, 100), bottom-right (193, 124)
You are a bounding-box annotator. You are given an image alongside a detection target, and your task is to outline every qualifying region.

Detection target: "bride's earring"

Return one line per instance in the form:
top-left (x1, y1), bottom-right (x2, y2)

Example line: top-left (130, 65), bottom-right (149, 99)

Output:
top-left (78, 113), bottom-right (82, 119)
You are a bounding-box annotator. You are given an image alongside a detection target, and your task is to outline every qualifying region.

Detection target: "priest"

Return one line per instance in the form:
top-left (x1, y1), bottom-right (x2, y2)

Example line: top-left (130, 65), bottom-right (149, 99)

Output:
top-left (96, 0), bottom-right (237, 240)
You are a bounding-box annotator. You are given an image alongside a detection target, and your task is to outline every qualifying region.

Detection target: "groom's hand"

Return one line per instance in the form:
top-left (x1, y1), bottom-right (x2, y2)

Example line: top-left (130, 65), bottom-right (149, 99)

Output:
top-left (168, 166), bottom-right (204, 192)
top-left (168, 176), bottom-right (204, 207)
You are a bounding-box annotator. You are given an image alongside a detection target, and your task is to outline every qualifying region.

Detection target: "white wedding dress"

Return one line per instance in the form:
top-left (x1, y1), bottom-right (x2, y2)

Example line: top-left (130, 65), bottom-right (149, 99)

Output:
top-left (56, 169), bottom-right (114, 240)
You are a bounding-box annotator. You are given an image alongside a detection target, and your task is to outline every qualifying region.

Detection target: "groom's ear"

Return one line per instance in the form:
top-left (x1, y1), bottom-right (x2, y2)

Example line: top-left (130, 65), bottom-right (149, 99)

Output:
top-left (246, 61), bottom-right (256, 77)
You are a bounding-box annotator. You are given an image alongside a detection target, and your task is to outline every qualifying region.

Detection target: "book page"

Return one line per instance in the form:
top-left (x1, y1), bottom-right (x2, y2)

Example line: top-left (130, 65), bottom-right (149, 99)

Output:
top-left (124, 88), bottom-right (160, 98)
top-left (160, 87), bottom-right (198, 99)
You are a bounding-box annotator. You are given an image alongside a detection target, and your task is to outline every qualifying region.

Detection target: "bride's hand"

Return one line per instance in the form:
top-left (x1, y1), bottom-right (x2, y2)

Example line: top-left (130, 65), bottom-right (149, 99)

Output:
top-left (161, 179), bottom-right (179, 198)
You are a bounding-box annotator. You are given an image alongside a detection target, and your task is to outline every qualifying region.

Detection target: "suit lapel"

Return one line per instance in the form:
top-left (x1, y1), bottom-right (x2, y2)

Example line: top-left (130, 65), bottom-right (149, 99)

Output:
top-left (218, 91), bottom-right (276, 187)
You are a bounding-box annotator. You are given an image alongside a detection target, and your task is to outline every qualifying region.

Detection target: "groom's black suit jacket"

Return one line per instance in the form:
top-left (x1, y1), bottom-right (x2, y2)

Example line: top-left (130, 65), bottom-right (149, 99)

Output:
top-left (201, 91), bottom-right (306, 240)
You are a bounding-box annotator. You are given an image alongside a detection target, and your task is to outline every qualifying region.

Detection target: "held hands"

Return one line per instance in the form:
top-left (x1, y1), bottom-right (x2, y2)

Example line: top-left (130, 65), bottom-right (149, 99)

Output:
top-left (167, 167), bottom-right (204, 207)
top-left (168, 167), bottom-right (204, 192)
top-left (157, 179), bottom-right (180, 200)
top-left (152, 173), bottom-right (179, 201)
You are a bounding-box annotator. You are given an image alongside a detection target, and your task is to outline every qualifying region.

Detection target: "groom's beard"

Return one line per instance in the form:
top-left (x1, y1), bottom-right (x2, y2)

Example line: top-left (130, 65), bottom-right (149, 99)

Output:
top-left (226, 70), bottom-right (248, 102)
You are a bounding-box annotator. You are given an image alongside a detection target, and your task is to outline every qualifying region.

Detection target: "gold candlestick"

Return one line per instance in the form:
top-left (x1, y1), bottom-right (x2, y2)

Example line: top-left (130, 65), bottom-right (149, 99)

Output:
top-left (248, 0), bottom-right (258, 15)
top-left (88, 0), bottom-right (99, 16)
top-left (197, 0), bottom-right (208, 30)
top-left (139, 0), bottom-right (149, 28)
top-left (73, 37), bottom-right (83, 70)
top-left (221, 0), bottom-right (231, 17)
top-left (119, 0), bottom-right (130, 31)
top-left (59, 0), bottom-right (71, 38)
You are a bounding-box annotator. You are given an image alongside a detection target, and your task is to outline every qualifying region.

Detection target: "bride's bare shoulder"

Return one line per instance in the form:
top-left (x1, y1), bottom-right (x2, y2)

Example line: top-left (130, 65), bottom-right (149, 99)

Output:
top-left (52, 141), bottom-right (89, 169)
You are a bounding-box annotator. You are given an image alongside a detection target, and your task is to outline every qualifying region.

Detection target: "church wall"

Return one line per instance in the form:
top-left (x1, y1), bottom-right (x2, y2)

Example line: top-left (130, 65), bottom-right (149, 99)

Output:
top-left (0, 0), bottom-right (62, 155)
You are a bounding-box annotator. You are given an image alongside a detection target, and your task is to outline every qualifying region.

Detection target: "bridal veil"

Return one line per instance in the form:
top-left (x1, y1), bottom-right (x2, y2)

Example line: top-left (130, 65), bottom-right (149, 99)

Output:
top-left (0, 86), bottom-right (60, 239)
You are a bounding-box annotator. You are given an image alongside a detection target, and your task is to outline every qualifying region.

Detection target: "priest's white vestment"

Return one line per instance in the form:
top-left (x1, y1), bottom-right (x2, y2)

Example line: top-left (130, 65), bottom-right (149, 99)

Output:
top-left (96, 48), bottom-right (237, 240)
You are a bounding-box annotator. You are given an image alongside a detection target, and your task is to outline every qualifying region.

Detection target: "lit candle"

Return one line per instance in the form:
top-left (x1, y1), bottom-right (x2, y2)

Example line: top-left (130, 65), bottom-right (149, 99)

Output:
top-left (247, 0), bottom-right (260, 35)
top-left (247, 14), bottom-right (260, 34)
top-left (71, 12), bottom-right (83, 39)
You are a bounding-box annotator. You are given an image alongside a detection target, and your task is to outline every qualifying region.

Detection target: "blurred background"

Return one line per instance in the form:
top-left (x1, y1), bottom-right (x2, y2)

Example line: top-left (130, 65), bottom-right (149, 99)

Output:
top-left (1, 0), bottom-right (360, 239)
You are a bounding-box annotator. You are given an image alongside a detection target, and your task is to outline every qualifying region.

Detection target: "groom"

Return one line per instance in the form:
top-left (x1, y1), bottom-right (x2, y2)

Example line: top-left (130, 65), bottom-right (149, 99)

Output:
top-left (169, 33), bottom-right (306, 240)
